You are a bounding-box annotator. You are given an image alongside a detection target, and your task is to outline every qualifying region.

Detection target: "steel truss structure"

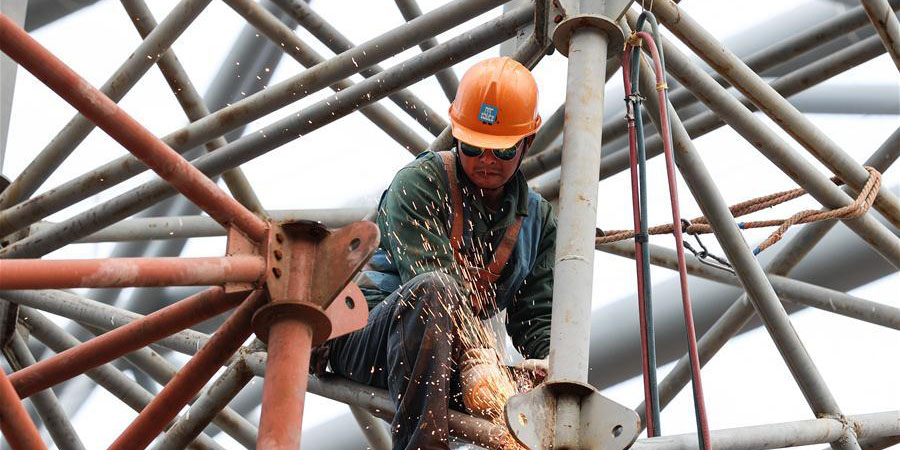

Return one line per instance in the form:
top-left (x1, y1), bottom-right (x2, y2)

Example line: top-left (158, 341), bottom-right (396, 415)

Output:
top-left (0, 0), bottom-right (897, 449)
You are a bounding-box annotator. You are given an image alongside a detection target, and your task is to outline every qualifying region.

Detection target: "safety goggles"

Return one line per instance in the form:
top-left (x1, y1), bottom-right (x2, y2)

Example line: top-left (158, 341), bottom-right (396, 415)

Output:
top-left (458, 140), bottom-right (521, 161)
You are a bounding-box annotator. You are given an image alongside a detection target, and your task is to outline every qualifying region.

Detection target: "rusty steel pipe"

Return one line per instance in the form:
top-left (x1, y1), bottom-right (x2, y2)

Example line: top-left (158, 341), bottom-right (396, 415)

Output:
top-left (107, 290), bottom-right (266, 450)
top-left (0, 14), bottom-right (269, 243)
top-left (8, 287), bottom-right (242, 399)
top-left (0, 6), bottom-right (533, 260)
top-left (0, 368), bottom-right (46, 450)
top-left (257, 318), bottom-right (315, 450)
top-left (0, 255), bottom-right (265, 290)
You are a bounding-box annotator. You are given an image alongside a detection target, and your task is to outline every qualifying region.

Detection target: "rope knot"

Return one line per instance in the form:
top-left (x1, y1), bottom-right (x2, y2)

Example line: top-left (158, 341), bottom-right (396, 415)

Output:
top-left (596, 167), bottom-right (883, 257)
top-left (680, 218), bottom-right (697, 235)
top-left (838, 166), bottom-right (881, 220)
top-left (755, 166), bottom-right (881, 254)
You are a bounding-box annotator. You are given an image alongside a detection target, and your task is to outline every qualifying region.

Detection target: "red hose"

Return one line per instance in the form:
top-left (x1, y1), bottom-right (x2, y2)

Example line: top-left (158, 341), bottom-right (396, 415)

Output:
top-left (622, 47), bottom-right (657, 437)
top-left (624, 31), bottom-right (713, 448)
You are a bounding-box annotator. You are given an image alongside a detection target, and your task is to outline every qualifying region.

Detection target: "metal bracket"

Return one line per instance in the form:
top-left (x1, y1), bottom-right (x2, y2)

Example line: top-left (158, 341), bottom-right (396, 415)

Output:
top-left (0, 174), bottom-right (19, 349)
top-left (224, 224), bottom-right (267, 294)
top-left (534, 0), bottom-right (551, 49)
top-left (1, 323), bottom-right (30, 371)
top-left (251, 220), bottom-right (379, 345)
top-left (505, 380), bottom-right (640, 450)
top-left (0, 303), bottom-right (16, 349)
top-left (548, 0), bottom-right (634, 56)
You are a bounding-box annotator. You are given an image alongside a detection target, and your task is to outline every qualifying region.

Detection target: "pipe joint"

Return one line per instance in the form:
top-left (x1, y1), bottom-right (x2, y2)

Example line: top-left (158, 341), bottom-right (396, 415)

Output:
top-left (247, 220), bottom-right (379, 345)
top-left (553, 14), bottom-right (624, 56)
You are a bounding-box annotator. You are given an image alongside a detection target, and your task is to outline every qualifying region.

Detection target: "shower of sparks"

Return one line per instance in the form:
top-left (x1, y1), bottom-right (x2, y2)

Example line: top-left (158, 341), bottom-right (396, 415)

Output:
top-left (379, 177), bottom-right (542, 450)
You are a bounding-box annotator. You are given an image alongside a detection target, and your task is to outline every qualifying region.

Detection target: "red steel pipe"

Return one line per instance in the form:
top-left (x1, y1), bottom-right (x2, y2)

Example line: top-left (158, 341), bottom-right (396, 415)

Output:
top-left (0, 14), bottom-right (268, 242)
top-left (107, 290), bottom-right (266, 450)
top-left (0, 255), bottom-right (265, 289)
top-left (257, 318), bottom-right (315, 450)
top-left (9, 287), bottom-right (243, 399)
top-left (0, 369), bottom-right (46, 450)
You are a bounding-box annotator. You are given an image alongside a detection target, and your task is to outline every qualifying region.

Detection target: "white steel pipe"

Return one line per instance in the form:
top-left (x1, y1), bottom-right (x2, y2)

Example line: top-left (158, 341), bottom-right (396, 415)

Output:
top-left (629, 411), bottom-right (900, 450)
top-left (548, 20), bottom-right (611, 450)
top-left (548, 25), bottom-right (610, 384)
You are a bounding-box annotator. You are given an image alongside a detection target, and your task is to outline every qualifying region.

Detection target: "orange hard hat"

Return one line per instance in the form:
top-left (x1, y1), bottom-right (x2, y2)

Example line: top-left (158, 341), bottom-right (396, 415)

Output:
top-left (449, 57), bottom-right (541, 149)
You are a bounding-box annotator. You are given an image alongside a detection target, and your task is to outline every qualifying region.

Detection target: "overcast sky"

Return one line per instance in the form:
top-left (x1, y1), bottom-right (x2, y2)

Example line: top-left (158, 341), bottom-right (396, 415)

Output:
top-left (2, 0), bottom-right (898, 449)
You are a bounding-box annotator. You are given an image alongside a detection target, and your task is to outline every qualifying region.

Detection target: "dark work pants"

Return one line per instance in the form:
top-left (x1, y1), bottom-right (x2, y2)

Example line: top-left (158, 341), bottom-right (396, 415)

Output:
top-left (329, 271), bottom-right (466, 450)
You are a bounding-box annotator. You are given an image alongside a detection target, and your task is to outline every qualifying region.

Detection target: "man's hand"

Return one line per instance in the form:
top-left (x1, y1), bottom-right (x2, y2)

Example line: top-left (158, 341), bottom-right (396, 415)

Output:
top-left (514, 358), bottom-right (549, 385)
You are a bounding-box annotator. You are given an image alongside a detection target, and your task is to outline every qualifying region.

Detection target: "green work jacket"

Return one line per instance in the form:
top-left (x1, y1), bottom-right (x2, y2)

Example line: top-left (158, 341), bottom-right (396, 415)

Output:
top-left (358, 151), bottom-right (557, 359)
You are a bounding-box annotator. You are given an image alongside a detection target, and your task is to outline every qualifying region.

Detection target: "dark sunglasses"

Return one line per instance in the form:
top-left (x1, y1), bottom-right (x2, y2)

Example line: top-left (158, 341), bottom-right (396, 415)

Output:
top-left (458, 140), bottom-right (521, 161)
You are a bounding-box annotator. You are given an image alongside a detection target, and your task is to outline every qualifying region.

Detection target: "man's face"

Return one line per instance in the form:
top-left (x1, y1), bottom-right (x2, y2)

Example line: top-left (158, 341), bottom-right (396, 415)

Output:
top-left (458, 140), bottom-right (526, 190)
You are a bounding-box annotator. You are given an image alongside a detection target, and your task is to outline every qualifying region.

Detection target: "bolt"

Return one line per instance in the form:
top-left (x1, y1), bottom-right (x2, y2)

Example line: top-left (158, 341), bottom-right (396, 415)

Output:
top-left (274, 249), bottom-right (283, 260)
top-left (554, 14), bottom-right (563, 23)
top-left (272, 267), bottom-right (282, 278)
top-left (275, 233), bottom-right (284, 243)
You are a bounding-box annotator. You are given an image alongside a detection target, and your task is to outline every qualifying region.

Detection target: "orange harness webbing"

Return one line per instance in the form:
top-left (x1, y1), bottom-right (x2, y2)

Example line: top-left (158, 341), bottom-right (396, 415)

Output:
top-left (438, 151), bottom-right (522, 284)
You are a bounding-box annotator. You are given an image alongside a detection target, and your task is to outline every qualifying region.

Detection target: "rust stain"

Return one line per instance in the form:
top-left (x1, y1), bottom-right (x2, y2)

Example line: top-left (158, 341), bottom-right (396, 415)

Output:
top-left (79, 79), bottom-right (117, 117)
top-left (81, 261), bottom-right (139, 287)
top-left (169, 128), bottom-right (190, 147)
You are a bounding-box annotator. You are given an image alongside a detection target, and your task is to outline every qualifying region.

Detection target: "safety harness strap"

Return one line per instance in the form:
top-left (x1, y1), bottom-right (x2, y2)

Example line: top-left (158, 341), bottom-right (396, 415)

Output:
top-left (484, 216), bottom-right (522, 282)
top-left (439, 151), bottom-right (466, 257)
top-left (438, 151), bottom-right (522, 284)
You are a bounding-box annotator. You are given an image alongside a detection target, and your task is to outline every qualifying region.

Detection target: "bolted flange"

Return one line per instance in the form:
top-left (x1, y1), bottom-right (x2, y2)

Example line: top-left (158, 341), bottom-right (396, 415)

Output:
top-left (545, 0), bottom-right (634, 57)
top-left (505, 380), bottom-right (640, 450)
top-left (251, 220), bottom-right (379, 344)
top-left (252, 282), bottom-right (368, 345)
top-left (552, 14), bottom-right (625, 57)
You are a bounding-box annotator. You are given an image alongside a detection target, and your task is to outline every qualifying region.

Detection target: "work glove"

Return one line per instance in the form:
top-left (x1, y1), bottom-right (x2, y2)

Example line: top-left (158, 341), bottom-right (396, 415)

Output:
top-left (460, 348), bottom-right (511, 421)
top-left (513, 358), bottom-right (549, 386)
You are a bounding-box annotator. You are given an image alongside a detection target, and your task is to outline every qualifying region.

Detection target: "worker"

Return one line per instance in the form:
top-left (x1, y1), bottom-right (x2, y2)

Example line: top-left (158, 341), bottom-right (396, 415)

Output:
top-left (325, 57), bottom-right (556, 450)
